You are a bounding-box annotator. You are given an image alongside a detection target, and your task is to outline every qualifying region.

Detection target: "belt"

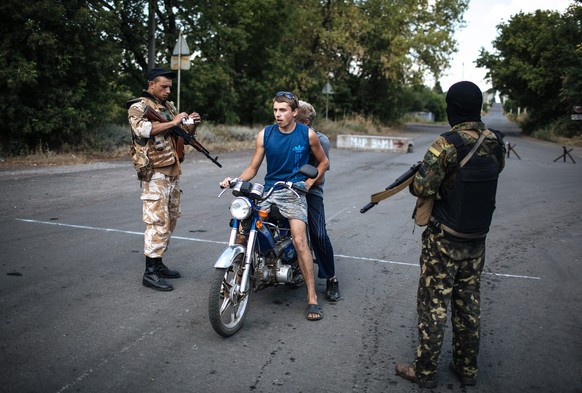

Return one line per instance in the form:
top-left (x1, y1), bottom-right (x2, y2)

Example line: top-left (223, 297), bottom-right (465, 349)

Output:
top-left (429, 217), bottom-right (487, 240)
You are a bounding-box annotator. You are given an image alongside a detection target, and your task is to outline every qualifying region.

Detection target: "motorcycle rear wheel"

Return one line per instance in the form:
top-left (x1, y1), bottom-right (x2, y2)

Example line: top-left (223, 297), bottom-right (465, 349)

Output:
top-left (208, 254), bottom-right (250, 337)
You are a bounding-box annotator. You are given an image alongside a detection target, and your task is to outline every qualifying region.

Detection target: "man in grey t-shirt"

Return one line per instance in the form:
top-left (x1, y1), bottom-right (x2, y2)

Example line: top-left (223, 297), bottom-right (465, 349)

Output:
top-left (296, 100), bottom-right (340, 301)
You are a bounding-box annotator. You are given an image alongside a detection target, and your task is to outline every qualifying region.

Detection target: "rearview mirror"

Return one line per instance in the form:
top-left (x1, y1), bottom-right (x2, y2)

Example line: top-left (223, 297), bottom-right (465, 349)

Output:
top-left (298, 164), bottom-right (318, 179)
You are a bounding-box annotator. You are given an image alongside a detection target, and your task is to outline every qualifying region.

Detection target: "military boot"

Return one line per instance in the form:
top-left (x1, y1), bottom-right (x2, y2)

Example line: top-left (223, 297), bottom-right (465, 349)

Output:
top-left (143, 257), bottom-right (173, 291)
top-left (153, 257), bottom-right (181, 279)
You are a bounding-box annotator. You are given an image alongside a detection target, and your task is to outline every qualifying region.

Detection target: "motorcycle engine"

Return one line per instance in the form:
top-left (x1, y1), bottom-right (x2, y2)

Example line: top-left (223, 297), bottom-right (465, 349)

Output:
top-left (256, 256), bottom-right (292, 284)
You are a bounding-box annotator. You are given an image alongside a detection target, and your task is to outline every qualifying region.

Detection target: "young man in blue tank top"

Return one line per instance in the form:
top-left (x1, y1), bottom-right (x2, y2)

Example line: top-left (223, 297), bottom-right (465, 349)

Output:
top-left (220, 92), bottom-right (329, 321)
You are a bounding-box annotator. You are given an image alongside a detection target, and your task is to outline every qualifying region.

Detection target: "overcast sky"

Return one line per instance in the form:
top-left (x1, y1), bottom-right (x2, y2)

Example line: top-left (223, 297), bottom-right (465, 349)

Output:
top-left (437, 0), bottom-right (573, 92)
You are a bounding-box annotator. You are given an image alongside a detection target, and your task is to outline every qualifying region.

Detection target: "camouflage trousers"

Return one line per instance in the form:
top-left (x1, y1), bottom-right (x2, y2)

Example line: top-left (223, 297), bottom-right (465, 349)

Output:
top-left (141, 173), bottom-right (181, 258)
top-left (414, 224), bottom-right (485, 381)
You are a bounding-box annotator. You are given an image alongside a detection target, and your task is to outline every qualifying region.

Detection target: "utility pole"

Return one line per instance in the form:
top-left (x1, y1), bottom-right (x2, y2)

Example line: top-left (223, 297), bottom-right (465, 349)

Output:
top-left (147, 0), bottom-right (156, 72)
top-left (171, 32), bottom-right (191, 112)
top-left (322, 80), bottom-right (334, 121)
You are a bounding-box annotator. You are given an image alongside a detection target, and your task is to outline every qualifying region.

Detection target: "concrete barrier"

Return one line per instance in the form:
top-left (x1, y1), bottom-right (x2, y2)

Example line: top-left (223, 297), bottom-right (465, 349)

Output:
top-left (337, 135), bottom-right (414, 153)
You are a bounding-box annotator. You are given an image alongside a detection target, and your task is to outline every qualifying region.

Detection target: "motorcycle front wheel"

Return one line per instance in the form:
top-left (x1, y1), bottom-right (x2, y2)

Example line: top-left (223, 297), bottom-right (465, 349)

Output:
top-left (208, 254), bottom-right (251, 337)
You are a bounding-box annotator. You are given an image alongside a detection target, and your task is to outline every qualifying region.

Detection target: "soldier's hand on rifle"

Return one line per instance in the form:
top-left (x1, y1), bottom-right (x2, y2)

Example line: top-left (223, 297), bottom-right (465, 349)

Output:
top-left (172, 112), bottom-right (190, 127)
top-left (182, 112), bottom-right (201, 133)
top-left (189, 112), bottom-right (201, 124)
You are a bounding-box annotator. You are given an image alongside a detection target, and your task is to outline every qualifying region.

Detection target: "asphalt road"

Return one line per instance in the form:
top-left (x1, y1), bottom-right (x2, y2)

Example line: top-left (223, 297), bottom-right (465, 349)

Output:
top-left (1, 104), bottom-right (581, 393)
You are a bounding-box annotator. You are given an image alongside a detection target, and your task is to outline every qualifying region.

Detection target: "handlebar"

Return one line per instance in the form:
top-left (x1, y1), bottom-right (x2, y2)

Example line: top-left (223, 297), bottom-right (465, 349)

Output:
top-left (267, 180), bottom-right (302, 199)
top-left (218, 178), bottom-right (302, 200)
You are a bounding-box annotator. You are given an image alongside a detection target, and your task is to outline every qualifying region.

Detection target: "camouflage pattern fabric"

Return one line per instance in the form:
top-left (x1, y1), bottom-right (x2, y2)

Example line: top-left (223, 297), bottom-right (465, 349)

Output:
top-left (413, 224), bottom-right (485, 382)
top-left (259, 188), bottom-right (308, 224)
top-left (127, 98), bottom-right (178, 170)
top-left (410, 121), bottom-right (505, 198)
top-left (141, 173), bottom-right (181, 258)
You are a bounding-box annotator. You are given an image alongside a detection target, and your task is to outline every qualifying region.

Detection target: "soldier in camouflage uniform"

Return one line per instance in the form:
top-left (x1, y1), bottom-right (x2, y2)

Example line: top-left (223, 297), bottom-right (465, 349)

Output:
top-left (127, 68), bottom-right (201, 291)
top-left (396, 81), bottom-right (506, 388)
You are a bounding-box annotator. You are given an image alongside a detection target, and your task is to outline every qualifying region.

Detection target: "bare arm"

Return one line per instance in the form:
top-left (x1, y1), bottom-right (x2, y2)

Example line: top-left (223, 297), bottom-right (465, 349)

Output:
top-left (219, 129), bottom-right (266, 188)
top-left (239, 129), bottom-right (266, 181)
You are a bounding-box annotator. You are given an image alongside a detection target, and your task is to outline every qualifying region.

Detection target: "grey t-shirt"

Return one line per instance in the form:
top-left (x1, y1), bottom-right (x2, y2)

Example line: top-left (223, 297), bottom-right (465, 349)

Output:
top-left (308, 131), bottom-right (330, 198)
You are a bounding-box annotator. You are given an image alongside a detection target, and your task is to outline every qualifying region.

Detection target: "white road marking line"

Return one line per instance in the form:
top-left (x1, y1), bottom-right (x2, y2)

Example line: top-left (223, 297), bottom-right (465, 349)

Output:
top-left (15, 218), bottom-right (227, 245)
top-left (335, 254), bottom-right (541, 280)
top-left (16, 218), bottom-right (541, 280)
top-left (335, 253), bottom-right (417, 267)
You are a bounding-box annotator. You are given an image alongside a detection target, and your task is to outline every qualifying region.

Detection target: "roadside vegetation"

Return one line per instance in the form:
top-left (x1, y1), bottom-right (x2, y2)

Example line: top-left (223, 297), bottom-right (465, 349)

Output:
top-left (1, 0), bottom-right (463, 160)
top-left (2, 101), bottom-right (579, 168)
top-left (1, 1), bottom-right (579, 166)
top-left (0, 116), bottom-right (405, 167)
top-left (507, 111), bottom-right (582, 147)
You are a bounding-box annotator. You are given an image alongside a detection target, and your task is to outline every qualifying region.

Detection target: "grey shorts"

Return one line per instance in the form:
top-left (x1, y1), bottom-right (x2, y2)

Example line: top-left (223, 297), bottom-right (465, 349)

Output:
top-left (260, 188), bottom-right (308, 224)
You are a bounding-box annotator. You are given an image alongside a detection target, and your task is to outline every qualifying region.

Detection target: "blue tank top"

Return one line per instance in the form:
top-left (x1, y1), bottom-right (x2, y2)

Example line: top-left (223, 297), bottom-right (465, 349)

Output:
top-left (263, 123), bottom-right (310, 190)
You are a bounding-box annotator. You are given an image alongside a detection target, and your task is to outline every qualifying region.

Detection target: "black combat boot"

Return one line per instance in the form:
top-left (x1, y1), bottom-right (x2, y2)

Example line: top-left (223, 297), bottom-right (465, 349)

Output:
top-left (143, 257), bottom-right (173, 291)
top-left (154, 258), bottom-right (181, 279)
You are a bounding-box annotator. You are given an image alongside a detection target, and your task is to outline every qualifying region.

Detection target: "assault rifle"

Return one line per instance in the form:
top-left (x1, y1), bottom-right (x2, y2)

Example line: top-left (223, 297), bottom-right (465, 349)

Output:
top-left (360, 161), bottom-right (421, 213)
top-left (143, 105), bottom-right (222, 168)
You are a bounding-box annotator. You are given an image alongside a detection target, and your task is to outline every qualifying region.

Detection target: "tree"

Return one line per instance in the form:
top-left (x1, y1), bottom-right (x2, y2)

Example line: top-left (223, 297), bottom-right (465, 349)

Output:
top-left (342, 0), bottom-right (467, 121)
top-left (0, 0), bottom-right (470, 153)
top-left (180, 0), bottom-right (296, 124)
top-left (477, 4), bottom-right (582, 133)
top-left (400, 85), bottom-right (446, 122)
top-left (0, 0), bottom-right (122, 152)
top-left (177, 0), bottom-right (467, 124)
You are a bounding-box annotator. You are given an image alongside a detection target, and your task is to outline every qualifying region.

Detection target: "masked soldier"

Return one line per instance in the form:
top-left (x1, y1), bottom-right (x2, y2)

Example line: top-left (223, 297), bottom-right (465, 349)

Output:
top-left (396, 81), bottom-right (506, 387)
top-left (127, 68), bottom-right (201, 291)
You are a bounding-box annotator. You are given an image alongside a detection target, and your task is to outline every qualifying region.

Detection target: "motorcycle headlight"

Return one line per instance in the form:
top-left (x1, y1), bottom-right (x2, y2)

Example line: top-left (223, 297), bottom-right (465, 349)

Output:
top-left (230, 197), bottom-right (252, 220)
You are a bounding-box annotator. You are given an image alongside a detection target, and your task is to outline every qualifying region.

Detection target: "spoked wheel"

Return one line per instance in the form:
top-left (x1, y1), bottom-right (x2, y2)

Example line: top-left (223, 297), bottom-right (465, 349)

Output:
top-left (208, 254), bottom-right (251, 337)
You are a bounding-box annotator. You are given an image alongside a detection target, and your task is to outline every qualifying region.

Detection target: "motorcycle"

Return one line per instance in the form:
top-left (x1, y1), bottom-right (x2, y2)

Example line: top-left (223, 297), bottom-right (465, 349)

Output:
top-left (208, 164), bottom-right (318, 337)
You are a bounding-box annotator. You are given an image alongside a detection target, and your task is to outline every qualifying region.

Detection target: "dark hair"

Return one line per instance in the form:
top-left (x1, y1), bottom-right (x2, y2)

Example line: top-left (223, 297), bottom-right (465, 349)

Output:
top-left (273, 91), bottom-right (299, 110)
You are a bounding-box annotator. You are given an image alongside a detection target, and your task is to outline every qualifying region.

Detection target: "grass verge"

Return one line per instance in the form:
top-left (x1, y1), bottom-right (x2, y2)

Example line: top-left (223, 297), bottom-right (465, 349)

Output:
top-left (0, 117), bottom-right (404, 167)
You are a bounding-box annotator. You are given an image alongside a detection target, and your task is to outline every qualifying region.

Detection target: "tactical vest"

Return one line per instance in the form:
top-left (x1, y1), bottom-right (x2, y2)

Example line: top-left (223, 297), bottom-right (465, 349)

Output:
top-left (139, 96), bottom-right (178, 169)
top-left (431, 130), bottom-right (504, 237)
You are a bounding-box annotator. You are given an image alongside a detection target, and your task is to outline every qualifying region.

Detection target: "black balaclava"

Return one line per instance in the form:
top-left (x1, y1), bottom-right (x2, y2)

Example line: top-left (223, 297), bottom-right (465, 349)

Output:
top-left (445, 81), bottom-right (483, 127)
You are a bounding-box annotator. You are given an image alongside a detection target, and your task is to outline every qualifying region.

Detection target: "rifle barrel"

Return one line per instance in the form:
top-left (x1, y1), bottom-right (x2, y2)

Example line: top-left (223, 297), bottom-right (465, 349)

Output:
top-left (169, 126), bottom-right (222, 167)
top-left (360, 162), bottom-right (421, 214)
top-left (388, 163), bottom-right (421, 189)
top-left (360, 202), bottom-right (377, 214)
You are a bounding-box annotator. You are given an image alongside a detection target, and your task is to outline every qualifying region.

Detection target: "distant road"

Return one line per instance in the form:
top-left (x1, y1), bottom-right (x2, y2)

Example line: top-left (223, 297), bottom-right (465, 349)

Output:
top-left (1, 105), bottom-right (580, 392)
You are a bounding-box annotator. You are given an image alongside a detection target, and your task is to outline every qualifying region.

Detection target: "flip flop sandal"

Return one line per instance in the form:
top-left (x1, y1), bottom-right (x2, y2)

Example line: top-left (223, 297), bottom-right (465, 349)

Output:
top-left (306, 304), bottom-right (323, 321)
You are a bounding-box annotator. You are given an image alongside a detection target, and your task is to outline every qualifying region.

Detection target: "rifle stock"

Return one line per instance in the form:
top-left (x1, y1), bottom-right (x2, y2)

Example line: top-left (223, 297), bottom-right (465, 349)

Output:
top-left (360, 161), bottom-right (421, 213)
top-left (143, 105), bottom-right (222, 168)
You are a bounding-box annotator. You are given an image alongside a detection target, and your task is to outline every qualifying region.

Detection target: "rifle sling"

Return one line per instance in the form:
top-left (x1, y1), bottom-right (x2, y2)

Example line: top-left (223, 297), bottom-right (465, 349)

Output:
top-left (370, 176), bottom-right (414, 203)
top-left (458, 131), bottom-right (487, 169)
